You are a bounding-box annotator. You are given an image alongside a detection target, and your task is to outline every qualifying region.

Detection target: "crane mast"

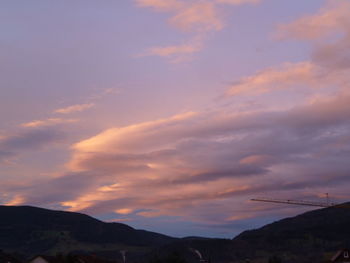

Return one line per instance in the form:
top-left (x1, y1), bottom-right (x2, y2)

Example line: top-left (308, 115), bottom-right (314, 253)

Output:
top-left (251, 197), bottom-right (336, 208)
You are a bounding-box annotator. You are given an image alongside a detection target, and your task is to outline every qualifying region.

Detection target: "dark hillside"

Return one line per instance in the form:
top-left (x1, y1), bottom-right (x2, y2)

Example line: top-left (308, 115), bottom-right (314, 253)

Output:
top-left (0, 205), bottom-right (175, 257)
top-left (229, 202), bottom-right (350, 262)
top-left (234, 203), bottom-right (350, 246)
top-left (2, 203), bottom-right (350, 262)
top-left (153, 203), bottom-right (350, 263)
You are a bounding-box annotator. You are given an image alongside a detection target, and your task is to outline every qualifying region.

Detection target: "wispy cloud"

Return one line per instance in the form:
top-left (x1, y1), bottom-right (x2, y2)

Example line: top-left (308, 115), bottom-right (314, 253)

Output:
top-left (3, 0), bottom-right (350, 236)
top-left (36, 1), bottom-right (349, 226)
top-left (216, 0), bottom-right (260, 5)
top-left (227, 0), bottom-right (350, 98)
top-left (54, 103), bottom-right (95, 114)
top-left (136, 0), bottom-right (183, 12)
top-left (139, 37), bottom-right (203, 63)
top-left (135, 0), bottom-right (262, 61)
top-left (21, 118), bottom-right (78, 128)
top-left (136, 0), bottom-right (223, 33)
top-left (2, 86), bottom-right (350, 235)
top-left (276, 0), bottom-right (350, 40)
top-left (0, 127), bottom-right (65, 163)
top-left (277, 0), bottom-right (350, 73)
top-left (227, 61), bottom-right (318, 96)
top-left (8, 91), bottom-right (348, 225)
top-left (168, 1), bottom-right (223, 33)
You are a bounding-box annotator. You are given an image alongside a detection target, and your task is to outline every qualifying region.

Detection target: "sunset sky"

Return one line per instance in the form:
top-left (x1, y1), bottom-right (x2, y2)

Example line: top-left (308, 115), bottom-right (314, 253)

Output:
top-left (1, 0), bottom-right (350, 238)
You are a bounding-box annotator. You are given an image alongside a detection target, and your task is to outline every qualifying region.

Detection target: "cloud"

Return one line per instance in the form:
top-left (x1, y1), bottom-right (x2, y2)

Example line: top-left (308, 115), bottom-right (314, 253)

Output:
top-left (227, 61), bottom-right (319, 96)
top-left (70, 111), bottom-right (198, 157)
top-left (21, 118), bottom-right (78, 128)
top-left (5, 195), bottom-right (25, 206)
top-left (0, 112), bottom-right (80, 163)
top-left (0, 127), bottom-right (65, 163)
top-left (4, 0), bottom-right (350, 235)
top-left (216, 0), bottom-right (261, 5)
top-left (3, 171), bottom-right (98, 207)
top-left (54, 103), bottom-right (95, 114)
top-left (8, 90), bottom-right (346, 227)
top-left (136, 0), bottom-right (222, 33)
top-left (0, 129), bottom-right (65, 151)
top-left (227, 59), bottom-right (350, 97)
top-left (2, 90), bottom-right (350, 236)
top-left (139, 37), bottom-right (203, 63)
top-left (136, 0), bottom-right (261, 32)
top-left (135, 0), bottom-right (261, 61)
top-left (276, 0), bottom-right (350, 40)
top-left (136, 0), bottom-right (183, 12)
top-left (277, 0), bottom-right (350, 73)
top-left (169, 1), bottom-right (223, 33)
top-left (312, 34), bottom-right (350, 70)
top-left (227, 0), bottom-right (350, 97)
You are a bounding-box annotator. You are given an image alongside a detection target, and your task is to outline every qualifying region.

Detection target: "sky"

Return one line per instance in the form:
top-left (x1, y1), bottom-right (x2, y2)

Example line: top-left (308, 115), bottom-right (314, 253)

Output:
top-left (1, 0), bottom-right (350, 238)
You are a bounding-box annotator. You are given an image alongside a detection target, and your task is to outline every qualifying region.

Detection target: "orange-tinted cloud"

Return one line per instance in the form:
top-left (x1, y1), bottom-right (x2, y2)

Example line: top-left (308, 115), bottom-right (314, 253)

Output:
top-left (21, 118), bottom-right (78, 128)
top-left (227, 61), bottom-right (318, 96)
top-left (3, 0), bottom-right (350, 236)
top-left (5, 195), bottom-right (25, 206)
top-left (216, 0), bottom-right (260, 5)
top-left (136, 0), bottom-right (183, 12)
top-left (54, 103), bottom-right (95, 114)
top-left (22, 91), bottom-right (343, 225)
top-left (4, 91), bottom-right (350, 229)
top-left (239, 155), bottom-right (272, 165)
top-left (139, 37), bottom-right (203, 63)
top-left (135, 0), bottom-right (261, 61)
top-left (136, 0), bottom-right (222, 33)
top-left (170, 1), bottom-right (223, 33)
top-left (277, 0), bottom-right (350, 40)
top-left (227, 0), bottom-right (350, 97)
top-left (71, 111), bottom-right (197, 157)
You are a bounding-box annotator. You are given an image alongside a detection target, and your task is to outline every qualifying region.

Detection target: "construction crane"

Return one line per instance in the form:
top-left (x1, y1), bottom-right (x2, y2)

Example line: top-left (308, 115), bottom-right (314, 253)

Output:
top-left (251, 193), bottom-right (337, 208)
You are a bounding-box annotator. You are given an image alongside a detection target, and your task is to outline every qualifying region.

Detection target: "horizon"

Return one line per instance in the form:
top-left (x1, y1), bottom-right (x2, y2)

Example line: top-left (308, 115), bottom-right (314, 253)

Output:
top-left (1, 201), bottom-right (342, 239)
top-left (1, 0), bottom-right (350, 238)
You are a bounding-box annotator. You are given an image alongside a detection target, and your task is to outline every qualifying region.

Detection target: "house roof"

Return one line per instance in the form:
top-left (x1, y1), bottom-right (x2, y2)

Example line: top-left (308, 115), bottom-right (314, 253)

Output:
top-left (29, 255), bottom-right (61, 263)
top-left (331, 249), bottom-right (350, 262)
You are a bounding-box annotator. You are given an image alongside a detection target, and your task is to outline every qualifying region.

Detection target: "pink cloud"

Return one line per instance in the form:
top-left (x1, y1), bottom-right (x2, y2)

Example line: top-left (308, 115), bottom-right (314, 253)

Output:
top-left (169, 1), bottom-right (223, 33)
top-left (276, 1), bottom-right (350, 74)
top-left (3, 90), bottom-right (350, 229)
top-left (135, 0), bottom-right (261, 61)
top-left (216, 0), bottom-right (260, 5)
top-left (136, 0), bottom-right (222, 33)
top-left (227, 61), bottom-right (319, 96)
top-left (135, 0), bottom-right (183, 12)
top-left (21, 118), bottom-right (78, 128)
top-left (30, 91), bottom-right (347, 224)
top-left (2, 0), bottom-right (350, 236)
top-left (54, 103), bottom-right (95, 114)
top-left (227, 0), bottom-right (350, 98)
top-left (139, 37), bottom-right (203, 62)
top-left (0, 126), bottom-right (66, 164)
top-left (277, 0), bottom-right (350, 40)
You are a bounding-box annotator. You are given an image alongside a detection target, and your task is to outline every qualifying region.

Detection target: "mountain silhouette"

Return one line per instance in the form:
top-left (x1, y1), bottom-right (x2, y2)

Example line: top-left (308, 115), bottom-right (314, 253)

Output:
top-left (1, 203), bottom-right (350, 262)
top-left (0, 205), bottom-right (175, 258)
